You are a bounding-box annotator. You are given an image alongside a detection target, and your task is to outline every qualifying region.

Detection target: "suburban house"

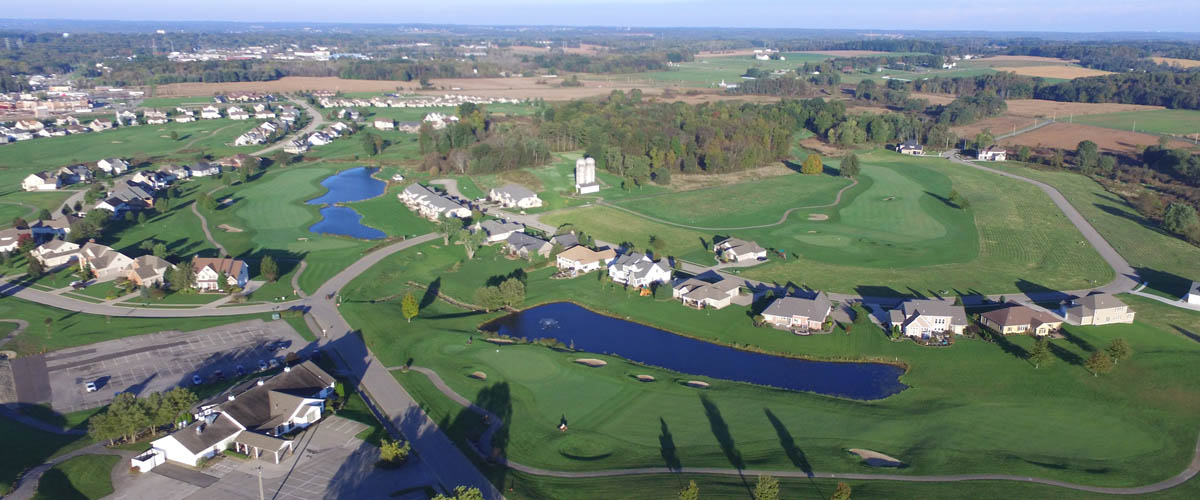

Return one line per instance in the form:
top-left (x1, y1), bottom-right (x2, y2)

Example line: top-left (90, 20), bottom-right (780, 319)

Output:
top-left (191, 256), bottom-right (250, 291)
top-left (159, 164), bottom-right (191, 181)
top-left (980, 303), bottom-right (1063, 336)
top-left (116, 110), bottom-right (138, 126)
top-left (1059, 294), bottom-right (1136, 325)
top-left (32, 239), bottom-right (81, 267)
top-left (131, 171), bottom-right (171, 190)
top-left (109, 181), bottom-right (156, 208)
top-left (284, 139), bottom-right (309, 154)
top-left (127, 255), bottom-right (174, 287)
top-left (89, 119), bottom-right (113, 132)
top-left (672, 276), bottom-right (744, 310)
top-left (1186, 282), bottom-right (1200, 305)
top-left (398, 183), bottom-right (470, 220)
top-left (714, 238), bottom-right (767, 263)
top-left (0, 228), bottom-right (32, 254)
top-left (78, 242), bottom-right (134, 281)
top-left (556, 245), bottom-right (617, 276)
top-left (761, 294), bottom-right (833, 331)
top-left (200, 106), bottom-right (222, 119)
top-left (175, 112), bottom-right (196, 123)
top-left (57, 165), bottom-right (93, 184)
top-left (504, 232), bottom-right (553, 259)
top-left (889, 299), bottom-right (969, 338)
top-left (373, 118), bottom-right (395, 130)
top-left (396, 121), bottom-right (421, 133)
top-left (488, 184), bottom-right (543, 209)
top-left (897, 139), bottom-right (924, 155)
top-left (149, 361), bottom-right (336, 467)
top-left (477, 219), bottom-right (524, 243)
top-left (190, 162), bottom-right (221, 177)
top-left (227, 107), bottom-right (250, 120)
top-left (608, 252), bottom-right (672, 288)
top-left (30, 215), bottom-right (77, 240)
top-left (977, 146), bottom-right (1007, 161)
top-left (15, 119), bottom-right (44, 131)
top-left (22, 171), bottom-right (61, 191)
top-left (96, 158), bottom-right (130, 175)
top-left (307, 132), bottom-right (333, 146)
top-left (235, 130), bottom-right (266, 146)
top-left (144, 110), bottom-right (169, 124)
top-left (550, 232), bottom-right (579, 249)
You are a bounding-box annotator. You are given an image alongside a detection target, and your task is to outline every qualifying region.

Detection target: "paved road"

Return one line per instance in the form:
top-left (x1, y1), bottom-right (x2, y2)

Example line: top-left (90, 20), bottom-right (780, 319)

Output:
top-left (249, 97), bottom-right (325, 157)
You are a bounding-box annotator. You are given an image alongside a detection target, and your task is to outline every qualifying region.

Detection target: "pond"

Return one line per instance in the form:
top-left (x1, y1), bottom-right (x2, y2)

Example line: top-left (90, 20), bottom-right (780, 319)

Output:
top-left (307, 167), bottom-right (386, 240)
top-left (482, 302), bottom-right (907, 400)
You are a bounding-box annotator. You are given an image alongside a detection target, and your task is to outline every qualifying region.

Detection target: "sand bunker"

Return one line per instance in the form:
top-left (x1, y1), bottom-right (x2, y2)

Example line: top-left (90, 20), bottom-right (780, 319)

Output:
top-left (485, 338), bottom-right (514, 345)
top-left (807, 213), bottom-right (829, 221)
top-left (849, 448), bottom-right (905, 467)
top-left (217, 224), bottom-right (243, 233)
top-left (686, 380), bottom-right (711, 388)
top-left (574, 358), bottom-right (607, 367)
top-left (636, 374), bottom-right (656, 382)
top-left (469, 371), bottom-right (487, 380)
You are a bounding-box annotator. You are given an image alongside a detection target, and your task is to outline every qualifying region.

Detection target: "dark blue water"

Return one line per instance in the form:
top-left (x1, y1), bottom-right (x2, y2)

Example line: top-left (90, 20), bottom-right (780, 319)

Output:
top-left (309, 206), bottom-right (385, 240)
top-left (307, 167), bottom-right (387, 239)
top-left (307, 166), bottom-right (385, 205)
top-left (482, 302), bottom-right (907, 400)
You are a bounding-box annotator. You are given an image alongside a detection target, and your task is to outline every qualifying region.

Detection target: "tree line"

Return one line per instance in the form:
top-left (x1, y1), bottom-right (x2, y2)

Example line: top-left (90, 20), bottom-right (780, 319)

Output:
top-left (911, 71), bottom-right (1200, 110)
top-left (87, 388), bottom-right (199, 445)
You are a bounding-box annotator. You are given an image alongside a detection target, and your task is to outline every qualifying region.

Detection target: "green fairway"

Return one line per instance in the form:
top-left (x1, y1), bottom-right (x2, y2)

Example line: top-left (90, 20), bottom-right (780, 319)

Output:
top-left (341, 239), bottom-right (1200, 488)
top-left (32, 454), bottom-right (120, 500)
top-left (0, 417), bottom-right (91, 495)
top-left (346, 184), bottom-right (434, 239)
top-left (137, 96), bottom-right (216, 108)
top-left (1071, 109), bottom-right (1200, 136)
top-left (597, 53), bottom-right (829, 87)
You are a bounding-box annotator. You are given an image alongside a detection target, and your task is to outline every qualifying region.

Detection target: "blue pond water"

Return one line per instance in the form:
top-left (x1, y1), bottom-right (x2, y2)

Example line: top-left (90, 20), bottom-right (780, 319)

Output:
top-left (307, 167), bottom-right (386, 240)
top-left (483, 302), bottom-right (908, 400)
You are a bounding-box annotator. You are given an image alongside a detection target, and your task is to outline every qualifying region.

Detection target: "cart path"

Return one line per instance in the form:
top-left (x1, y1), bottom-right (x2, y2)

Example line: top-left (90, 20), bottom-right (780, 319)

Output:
top-left (5, 443), bottom-right (139, 500)
top-left (0, 318), bottom-right (29, 348)
top-left (190, 195), bottom-right (228, 257)
top-left (402, 364), bottom-right (1200, 495)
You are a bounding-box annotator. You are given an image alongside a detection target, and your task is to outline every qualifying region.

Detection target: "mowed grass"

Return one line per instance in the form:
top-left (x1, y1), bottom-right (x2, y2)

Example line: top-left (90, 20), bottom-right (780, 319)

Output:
top-left (32, 454), bottom-right (120, 500)
top-left (343, 240), bottom-right (1200, 488)
top-left (1071, 109), bottom-right (1200, 136)
top-left (0, 417), bottom-right (91, 495)
top-left (346, 183), bottom-right (434, 238)
top-left (366, 102), bottom-right (535, 123)
top-left (598, 53), bottom-right (829, 87)
top-left (138, 96), bottom-right (216, 108)
top-left (989, 162), bottom-right (1200, 296)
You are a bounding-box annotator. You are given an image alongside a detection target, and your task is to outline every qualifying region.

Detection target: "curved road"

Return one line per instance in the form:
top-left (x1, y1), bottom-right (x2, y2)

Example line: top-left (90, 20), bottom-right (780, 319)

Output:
top-left (250, 96), bottom-right (325, 157)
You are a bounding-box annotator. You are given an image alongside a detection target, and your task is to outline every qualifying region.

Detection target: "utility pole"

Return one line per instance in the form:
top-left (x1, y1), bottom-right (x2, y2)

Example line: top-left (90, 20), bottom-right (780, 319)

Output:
top-left (257, 466), bottom-right (264, 500)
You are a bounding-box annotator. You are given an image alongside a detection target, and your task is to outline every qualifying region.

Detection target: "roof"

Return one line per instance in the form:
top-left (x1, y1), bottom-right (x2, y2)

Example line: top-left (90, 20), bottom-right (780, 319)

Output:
top-left (479, 219), bottom-right (523, 236)
top-left (38, 239), bottom-right (77, 252)
top-left (234, 431), bottom-right (291, 451)
top-left (981, 304), bottom-right (1061, 327)
top-left (492, 183), bottom-right (538, 201)
top-left (1070, 294), bottom-right (1127, 312)
top-left (506, 232), bottom-right (551, 253)
top-left (131, 255), bottom-right (172, 279)
top-left (550, 233), bottom-right (579, 248)
top-left (900, 139), bottom-right (922, 149)
top-left (717, 238), bottom-right (765, 256)
top-left (898, 299), bottom-right (968, 324)
top-left (558, 245), bottom-right (616, 265)
top-left (191, 256), bottom-right (247, 278)
top-left (166, 413), bottom-right (243, 455)
top-left (676, 277), bottom-right (743, 302)
top-left (762, 294), bottom-right (832, 320)
top-left (218, 361), bottom-right (334, 433)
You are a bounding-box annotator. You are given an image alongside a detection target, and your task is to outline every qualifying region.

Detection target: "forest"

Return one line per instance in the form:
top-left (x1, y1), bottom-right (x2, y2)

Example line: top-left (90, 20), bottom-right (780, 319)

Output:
top-left (911, 71), bottom-right (1200, 110)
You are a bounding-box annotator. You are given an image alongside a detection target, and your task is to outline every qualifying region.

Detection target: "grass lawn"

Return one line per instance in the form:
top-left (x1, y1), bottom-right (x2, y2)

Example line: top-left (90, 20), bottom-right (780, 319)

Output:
top-left (346, 184), bottom-right (434, 239)
top-left (0, 417), bottom-right (91, 495)
top-left (31, 454), bottom-right (120, 500)
top-left (341, 238), bottom-right (1200, 489)
top-left (599, 53), bottom-right (829, 87)
top-left (338, 387), bottom-right (389, 446)
top-left (138, 96), bottom-right (215, 108)
top-left (365, 102), bottom-right (535, 123)
top-left (1071, 109), bottom-right (1200, 136)
top-left (988, 162), bottom-right (1200, 296)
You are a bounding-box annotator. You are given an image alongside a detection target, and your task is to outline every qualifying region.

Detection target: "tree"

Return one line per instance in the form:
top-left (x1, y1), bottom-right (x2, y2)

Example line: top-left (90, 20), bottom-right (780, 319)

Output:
top-left (499, 278), bottom-right (525, 307)
top-left (474, 286), bottom-right (505, 312)
top-left (458, 228), bottom-right (485, 260)
top-left (155, 198), bottom-right (171, 212)
top-left (27, 258), bottom-right (45, 278)
top-left (216, 271), bottom-right (229, 292)
top-left (240, 165), bottom-right (250, 183)
top-left (260, 255), bottom-right (279, 282)
top-left (137, 212), bottom-right (147, 225)
top-left (831, 481), bottom-right (852, 500)
top-left (1076, 140), bottom-right (1100, 173)
top-left (840, 153), bottom-right (861, 178)
top-left (754, 474), bottom-right (779, 500)
top-left (1105, 338), bottom-right (1132, 364)
top-left (170, 130), bottom-right (179, 141)
top-left (168, 264), bottom-right (195, 292)
top-left (379, 438), bottom-right (411, 466)
top-left (152, 242), bottom-right (168, 259)
top-left (200, 193), bottom-right (218, 212)
top-left (432, 486), bottom-right (483, 500)
top-left (801, 154), bottom-right (823, 175)
top-left (36, 208), bottom-right (51, 220)
top-left (124, 210), bottom-right (135, 223)
top-left (271, 150), bottom-right (292, 167)
top-left (1027, 336), bottom-right (1054, 369)
top-left (678, 480), bottom-right (700, 500)
top-left (1017, 145), bottom-right (1032, 162)
top-left (401, 292), bottom-right (419, 322)
top-left (437, 217), bottom-right (462, 245)
top-left (974, 130), bottom-right (995, 151)
top-left (1162, 203), bottom-right (1198, 236)
top-left (361, 132), bottom-right (384, 156)
top-left (1085, 351), bottom-right (1114, 376)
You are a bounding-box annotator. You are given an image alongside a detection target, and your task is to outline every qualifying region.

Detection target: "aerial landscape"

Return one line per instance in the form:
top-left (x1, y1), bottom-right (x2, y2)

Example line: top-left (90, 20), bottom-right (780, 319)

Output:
top-left (2, 1), bottom-right (1200, 499)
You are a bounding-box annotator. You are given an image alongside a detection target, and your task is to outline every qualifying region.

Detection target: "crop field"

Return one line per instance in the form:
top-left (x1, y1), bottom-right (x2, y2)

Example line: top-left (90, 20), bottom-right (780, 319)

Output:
top-left (340, 238), bottom-right (1200, 490)
top-left (597, 53), bottom-right (828, 87)
top-left (1070, 109), bottom-right (1200, 136)
top-left (992, 65), bottom-right (1112, 79)
top-left (1000, 122), bottom-right (1197, 155)
top-left (1005, 99), bottom-right (1162, 117)
top-left (1152, 56), bottom-right (1200, 68)
top-left (366, 102), bottom-right (535, 123)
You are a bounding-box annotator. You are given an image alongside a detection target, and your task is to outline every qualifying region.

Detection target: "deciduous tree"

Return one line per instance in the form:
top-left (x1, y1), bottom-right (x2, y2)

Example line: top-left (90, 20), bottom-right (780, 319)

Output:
top-left (1105, 338), bottom-right (1132, 363)
top-left (840, 153), bottom-right (861, 178)
top-left (401, 292), bottom-right (419, 323)
top-left (754, 474), bottom-right (779, 500)
top-left (831, 481), bottom-right (852, 500)
top-left (1085, 351), bottom-right (1114, 376)
top-left (678, 480), bottom-right (700, 500)
top-left (801, 154), bottom-right (823, 175)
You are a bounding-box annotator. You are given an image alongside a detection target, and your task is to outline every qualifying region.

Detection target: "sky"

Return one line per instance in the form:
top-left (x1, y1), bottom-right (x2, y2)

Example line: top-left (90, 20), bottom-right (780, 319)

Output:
top-left (8, 0), bottom-right (1200, 33)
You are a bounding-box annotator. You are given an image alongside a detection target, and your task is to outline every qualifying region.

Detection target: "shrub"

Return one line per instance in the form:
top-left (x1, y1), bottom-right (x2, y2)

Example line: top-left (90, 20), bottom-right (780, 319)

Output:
top-left (378, 439), bottom-right (412, 468)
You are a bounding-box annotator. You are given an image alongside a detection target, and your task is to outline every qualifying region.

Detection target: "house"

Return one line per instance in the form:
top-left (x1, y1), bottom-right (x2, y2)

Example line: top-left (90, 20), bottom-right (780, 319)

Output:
top-left (227, 107), bottom-right (250, 120)
top-left (144, 110), bottom-right (169, 124)
top-left (159, 164), bottom-right (191, 181)
top-left (477, 219), bottom-right (524, 243)
top-left (977, 146), bottom-right (1007, 161)
top-left (131, 171), bottom-right (171, 190)
top-left (307, 132), bottom-right (333, 146)
top-left (94, 197), bottom-right (128, 214)
top-left (127, 255), bottom-right (173, 287)
top-left (673, 277), bottom-right (744, 310)
top-left (897, 139), bottom-right (923, 155)
top-left (15, 119), bottom-right (44, 131)
top-left (189, 162), bottom-right (221, 177)
top-left (22, 171), bottom-right (61, 191)
top-left (488, 184), bottom-right (543, 209)
top-left (200, 106), bottom-right (222, 119)
top-left (110, 180), bottom-right (156, 205)
top-left (608, 252), bottom-right (672, 288)
top-left (78, 242), bottom-right (134, 281)
top-left (888, 299), bottom-right (969, 338)
top-left (504, 232), bottom-right (552, 259)
top-left (32, 239), bottom-right (81, 267)
top-left (556, 245), bottom-right (617, 276)
top-left (1185, 282), bottom-right (1200, 305)
top-left (57, 165), bottom-right (93, 184)
top-left (191, 256), bottom-right (249, 291)
top-left (283, 140), bottom-right (309, 154)
top-left (423, 112), bottom-right (459, 130)
top-left (762, 294), bottom-right (833, 331)
top-left (329, 122), bottom-right (351, 135)
top-left (175, 113), bottom-right (196, 123)
top-left (980, 303), bottom-right (1063, 336)
top-left (220, 154), bottom-right (257, 170)
top-left (116, 110), bottom-right (138, 126)
top-left (96, 158), bottom-right (129, 175)
top-left (235, 130), bottom-right (266, 146)
top-left (1059, 294), bottom-right (1136, 326)
top-left (0, 228), bottom-right (32, 253)
top-left (714, 238), bottom-right (766, 263)
top-left (253, 104), bottom-right (275, 119)
top-left (30, 215), bottom-right (77, 240)
top-left (149, 361), bottom-right (335, 467)
top-left (550, 232), bottom-right (579, 249)
top-left (396, 121), bottom-right (421, 133)
top-left (398, 184), bottom-right (470, 220)
top-left (89, 119), bottom-right (114, 132)
top-left (373, 118), bottom-right (395, 130)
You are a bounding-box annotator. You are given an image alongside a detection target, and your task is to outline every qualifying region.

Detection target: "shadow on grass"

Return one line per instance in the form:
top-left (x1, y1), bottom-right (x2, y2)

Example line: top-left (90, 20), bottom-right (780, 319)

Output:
top-left (1047, 341), bottom-right (1085, 366)
top-left (659, 417), bottom-right (681, 472)
top-left (763, 408), bottom-right (812, 476)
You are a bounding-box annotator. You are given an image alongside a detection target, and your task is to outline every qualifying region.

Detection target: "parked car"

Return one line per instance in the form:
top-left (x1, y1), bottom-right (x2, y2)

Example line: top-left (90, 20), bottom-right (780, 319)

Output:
top-left (268, 359), bottom-right (280, 369)
top-left (192, 374), bottom-right (203, 385)
top-left (84, 381), bottom-right (97, 392)
top-left (212, 370), bottom-right (225, 381)
top-left (235, 365), bottom-right (245, 376)
top-left (258, 360), bottom-right (269, 371)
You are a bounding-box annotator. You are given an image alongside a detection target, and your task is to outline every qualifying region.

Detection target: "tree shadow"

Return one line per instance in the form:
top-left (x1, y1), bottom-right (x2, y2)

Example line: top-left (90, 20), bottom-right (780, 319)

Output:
top-left (763, 408), bottom-right (812, 476)
top-left (1173, 326), bottom-right (1200, 344)
top-left (982, 328), bottom-right (1028, 360)
top-left (1058, 327), bottom-right (1095, 353)
top-left (420, 277), bottom-right (441, 309)
top-left (699, 395), bottom-right (744, 470)
top-left (1134, 267), bottom-right (1192, 298)
top-left (34, 466), bottom-right (89, 500)
top-left (658, 417), bottom-right (681, 472)
top-left (925, 190), bottom-right (963, 209)
top-left (1047, 341), bottom-right (1084, 366)
top-left (1014, 279), bottom-right (1070, 303)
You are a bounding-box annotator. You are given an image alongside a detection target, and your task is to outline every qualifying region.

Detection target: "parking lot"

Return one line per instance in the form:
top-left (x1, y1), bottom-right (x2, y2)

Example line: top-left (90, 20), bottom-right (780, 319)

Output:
top-left (36, 319), bottom-right (309, 413)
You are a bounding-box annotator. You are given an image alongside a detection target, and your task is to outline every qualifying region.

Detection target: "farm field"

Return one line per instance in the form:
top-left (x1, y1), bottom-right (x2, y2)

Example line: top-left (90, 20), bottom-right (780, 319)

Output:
top-left (1152, 56), bottom-right (1200, 68)
top-left (366, 102), bottom-right (535, 123)
top-left (992, 65), bottom-right (1112, 79)
top-left (987, 162), bottom-right (1200, 296)
top-left (999, 122), bottom-right (1198, 155)
top-left (1004, 99), bottom-right (1162, 118)
top-left (1070, 109), bottom-right (1200, 136)
top-left (595, 52), bottom-right (829, 87)
top-left (339, 239), bottom-right (1200, 489)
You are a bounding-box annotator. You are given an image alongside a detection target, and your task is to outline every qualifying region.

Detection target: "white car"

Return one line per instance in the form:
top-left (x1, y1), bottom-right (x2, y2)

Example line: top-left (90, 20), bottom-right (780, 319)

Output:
top-left (84, 381), bottom-right (97, 393)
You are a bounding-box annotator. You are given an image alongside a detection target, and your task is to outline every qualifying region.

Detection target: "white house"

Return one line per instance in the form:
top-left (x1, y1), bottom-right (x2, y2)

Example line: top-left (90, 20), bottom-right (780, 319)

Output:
top-left (0, 228), bottom-right (32, 254)
top-left (897, 139), bottom-right (924, 155)
top-left (15, 119), bottom-right (44, 131)
top-left (398, 183), bottom-right (470, 220)
top-left (22, 171), bottom-right (61, 191)
top-left (200, 106), bottom-right (222, 119)
top-left (96, 158), bottom-right (129, 175)
top-left (191, 256), bottom-right (250, 291)
top-left (189, 162), bottom-right (221, 177)
top-left (1185, 282), bottom-right (1200, 305)
top-left (144, 110), bottom-right (169, 124)
top-left (761, 294), bottom-right (833, 331)
top-left (608, 252), bottom-right (671, 288)
top-left (1059, 294), bottom-right (1136, 326)
top-left (714, 238), bottom-right (766, 263)
top-left (977, 146), bottom-right (1007, 161)
top-left (78, 242), bottom-right (134, 281)
top-left (227, 106), bottom-right (250, 120)
top-left (89, 119), bottom-right (114, 132)
top-left (373, 118), bottom-right (395, 130)
top-left (488, 184), bottom-right (543, 209)
top-left (673, 277), bottom-right (744, 310)
top-left (476, 219), bottom-right (524, 243)
top-left (283, 140), bottom-right (309, 154)
top-left (889, 299), bottom-right (969, 338)
top-left (307, 132), bottom-right (333, 146)
top-left (149, 361), bottom-right (335, 467)
top-left (556, 245), bottom-right (617, 276)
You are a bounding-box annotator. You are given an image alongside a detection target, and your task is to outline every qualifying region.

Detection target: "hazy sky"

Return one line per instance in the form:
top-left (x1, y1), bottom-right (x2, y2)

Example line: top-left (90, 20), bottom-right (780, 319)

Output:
top-left (9, 0), bottom-right (1200, 32)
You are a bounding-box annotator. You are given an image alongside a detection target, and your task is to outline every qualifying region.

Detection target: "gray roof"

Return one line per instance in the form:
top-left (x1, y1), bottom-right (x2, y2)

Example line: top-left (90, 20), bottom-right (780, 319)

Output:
top-left (170, 413), bottom-right (242, 455)
top-left (479, 219), bottom-right (523, 237)
top-left (718, 238), bottom-right (765, 256)
top-left (676, 277), bottom-right (742, 302)
top-left (898, 299), bottom-right (968, 324)
top-left (551, 233), bottom-right (579, 248)
top-left (493, 183), bottom-right (538, 200)
top-left (1070, 294), bottom-right (1127, 312)
top-left (505, 232), bottom-right (551, 254)
top-left (110, 181), bottom-right (154, 202)
top-left (219, 361), bottom-right (333, 434)
top-left (762, 294), bottom-right (832, 321)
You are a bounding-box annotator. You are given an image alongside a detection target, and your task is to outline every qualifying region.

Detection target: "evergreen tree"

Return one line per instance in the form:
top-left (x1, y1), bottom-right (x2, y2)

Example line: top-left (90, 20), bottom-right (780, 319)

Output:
top-left (260, 255), bottom-right (279, 282)
top-left (1027, 336), bottom-right (1054, 369)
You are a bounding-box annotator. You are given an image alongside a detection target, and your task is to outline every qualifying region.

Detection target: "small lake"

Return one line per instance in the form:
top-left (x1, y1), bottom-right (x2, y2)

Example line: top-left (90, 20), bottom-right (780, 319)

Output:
top-left (482, 302), bottom-right (907, 400)
top-left (307, 167), bottom-right (386, 240)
